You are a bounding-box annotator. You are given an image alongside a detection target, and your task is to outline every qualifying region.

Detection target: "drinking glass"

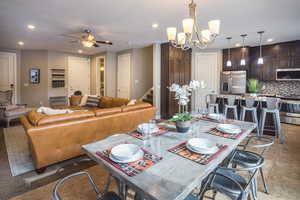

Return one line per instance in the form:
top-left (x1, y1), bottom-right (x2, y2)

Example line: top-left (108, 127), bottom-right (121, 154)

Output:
top-left (198, 107), bottom-right (208, 117)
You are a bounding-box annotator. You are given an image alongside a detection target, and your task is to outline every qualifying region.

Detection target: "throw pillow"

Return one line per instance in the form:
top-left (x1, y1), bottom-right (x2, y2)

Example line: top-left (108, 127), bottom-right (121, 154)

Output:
top-left (79, 95), bottom-right (88, 106)
top-left (69, 95), bottom-right (82, 106)
top-left (127, 99), bottom-right (137, 106)
top-left (85, 96), bottom-right (100, 107)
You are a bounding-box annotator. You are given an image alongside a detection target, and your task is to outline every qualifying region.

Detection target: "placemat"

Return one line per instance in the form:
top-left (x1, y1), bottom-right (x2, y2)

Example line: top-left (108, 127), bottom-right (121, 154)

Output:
top-left (128, 127), bottom-right (170, 140)
top-left (207, 128), bottom-right (246, 139)
top-left (168, 141), bottom-right (228, 165)
top-left (96, 148), bottom-right (162, 176)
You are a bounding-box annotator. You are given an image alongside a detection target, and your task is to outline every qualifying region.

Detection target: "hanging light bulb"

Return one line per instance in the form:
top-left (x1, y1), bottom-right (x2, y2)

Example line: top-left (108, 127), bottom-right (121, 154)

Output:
top-left (226, 37), bottom-right (232, 67)
top-left (240, 34), bottom-right (247, 66)
top-left (257, 31), bottom-right (264, 65)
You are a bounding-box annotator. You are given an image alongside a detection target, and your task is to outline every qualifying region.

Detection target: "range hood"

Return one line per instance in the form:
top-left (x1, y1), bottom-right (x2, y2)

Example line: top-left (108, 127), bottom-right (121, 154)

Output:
top-left (276, 68), bottom-right (300, 81)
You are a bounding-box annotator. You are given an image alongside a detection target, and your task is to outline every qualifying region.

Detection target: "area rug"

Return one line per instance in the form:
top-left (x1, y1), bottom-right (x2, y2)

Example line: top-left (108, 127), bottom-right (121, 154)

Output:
top-left (3, 126), bottom-right (93, 177)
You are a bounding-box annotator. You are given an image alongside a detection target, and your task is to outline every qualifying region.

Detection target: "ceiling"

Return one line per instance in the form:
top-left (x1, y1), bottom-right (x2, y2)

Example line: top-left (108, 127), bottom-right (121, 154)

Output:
top-left (0, 0), bottom-right (300, 55)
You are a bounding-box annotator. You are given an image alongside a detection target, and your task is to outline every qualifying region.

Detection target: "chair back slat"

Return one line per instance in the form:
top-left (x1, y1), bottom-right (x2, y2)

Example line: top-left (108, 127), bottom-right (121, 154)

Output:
top-left (209, 94), bottom-right (218, 104)
top-left (226, 95), bottom-right (236, 106)
top-left (266, 97), bottom-right (280, 110)
top-left (245, 97), bottom-right (255, 108)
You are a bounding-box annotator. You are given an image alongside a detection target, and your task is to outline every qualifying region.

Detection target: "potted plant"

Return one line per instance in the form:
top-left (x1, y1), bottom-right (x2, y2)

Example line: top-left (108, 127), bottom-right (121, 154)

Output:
top-left (73, 90), bottom-right (82, 96)
top-left (168, 113), bottom-right (193, 133)
top-left (168, 80), bottom-right (205, 132)
top-left (247, 79), bottom-right (259, 96)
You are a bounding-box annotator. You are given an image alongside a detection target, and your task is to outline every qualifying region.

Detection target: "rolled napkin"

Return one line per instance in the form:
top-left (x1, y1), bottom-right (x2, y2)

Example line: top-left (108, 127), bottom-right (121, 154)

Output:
top-left (37, 106), bottom-right (74, 115)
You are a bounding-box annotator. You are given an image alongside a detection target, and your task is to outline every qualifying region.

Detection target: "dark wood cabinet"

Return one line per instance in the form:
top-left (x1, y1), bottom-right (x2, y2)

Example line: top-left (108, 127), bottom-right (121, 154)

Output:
top-left (237, 40), bottom-right (300, 81)
top-left (223, 47), bottom-right (250, 71)
top-left (161, 43), bottom-right (191, 119)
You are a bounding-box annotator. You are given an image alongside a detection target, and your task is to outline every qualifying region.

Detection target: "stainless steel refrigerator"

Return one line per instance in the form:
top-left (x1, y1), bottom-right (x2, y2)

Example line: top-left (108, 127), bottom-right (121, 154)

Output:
top-left (220, 71), bottom-right (246, 94)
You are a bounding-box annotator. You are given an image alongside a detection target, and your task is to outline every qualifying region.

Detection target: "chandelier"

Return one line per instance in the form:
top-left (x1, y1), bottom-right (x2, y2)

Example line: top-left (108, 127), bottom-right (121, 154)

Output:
top-left (166, 0), bottom-right (220, 50)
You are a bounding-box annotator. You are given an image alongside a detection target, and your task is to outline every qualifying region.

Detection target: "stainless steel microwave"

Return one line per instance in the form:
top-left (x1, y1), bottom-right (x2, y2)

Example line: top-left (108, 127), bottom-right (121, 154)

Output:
top-left (276, 68), bottom-right (300, 81)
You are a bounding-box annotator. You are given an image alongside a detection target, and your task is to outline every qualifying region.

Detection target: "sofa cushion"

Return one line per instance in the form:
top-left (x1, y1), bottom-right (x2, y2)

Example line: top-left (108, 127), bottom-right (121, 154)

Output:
top-left (28, 110), bottom-right (45, 126)
top-left (99, 96), bottom-right (129, 108)
top-left (85, 96), bottom-right (100, 107)
top-left (93, 107), bottom-right (122, 117)
top-left (69, 95), bottom-right (82, 106)
top-left (122, 102), bottom-right (152, 112)
top-left (27, 109), bottom-right (95, 126)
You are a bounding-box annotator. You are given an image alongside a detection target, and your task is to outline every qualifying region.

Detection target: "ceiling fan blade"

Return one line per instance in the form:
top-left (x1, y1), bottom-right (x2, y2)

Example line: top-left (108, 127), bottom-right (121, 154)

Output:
top-left (70, 40), bottom-right (79, 43)
top-left (96, 40), bottom-right (113, 45)
top-left (93, 43), bottom-right (99, 47)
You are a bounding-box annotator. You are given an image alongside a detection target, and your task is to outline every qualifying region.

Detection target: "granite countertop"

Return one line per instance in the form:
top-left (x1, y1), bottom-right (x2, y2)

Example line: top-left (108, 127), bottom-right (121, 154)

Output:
top-left (218, 94), bottom-right (300, 104)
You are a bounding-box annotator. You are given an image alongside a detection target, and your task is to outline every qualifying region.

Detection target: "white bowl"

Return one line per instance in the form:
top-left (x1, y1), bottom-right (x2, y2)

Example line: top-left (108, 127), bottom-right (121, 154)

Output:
top-left (187, 138), bottom-right (216, 152)
top-left (109, 149), bottom-right (144, 163)
top-left (207, 113), bottom-right (222, 120)
top-left (110, 144), bottom-right (141, 161)
top-left (137, 123), bottom-right (159, 134)
top-left (216, 124), bottom-right (241, 135)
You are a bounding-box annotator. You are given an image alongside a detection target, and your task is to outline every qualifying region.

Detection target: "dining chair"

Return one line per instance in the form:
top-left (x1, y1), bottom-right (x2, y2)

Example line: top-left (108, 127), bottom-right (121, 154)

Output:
top-left (52, 171), bottom-right (121, 200)
top-left (206, 94), bottom-right (219, 114)
top-left (259, 97), bottom-right (284, 143)
top-left (231, 136), bottom-right (274, 196)
top-left (224, 95), bottom-right (238, 120)
top-left (49, 96), bottom-right (68, 107)
top-left (199, 151), bottom-right (264, 200)
top-left (240, 97), bottom-right (260, 135)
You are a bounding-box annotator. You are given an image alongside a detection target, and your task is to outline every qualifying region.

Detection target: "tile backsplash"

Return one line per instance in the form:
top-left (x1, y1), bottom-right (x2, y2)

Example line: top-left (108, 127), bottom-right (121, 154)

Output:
top-left (259, 81), bottom-right (300, 96)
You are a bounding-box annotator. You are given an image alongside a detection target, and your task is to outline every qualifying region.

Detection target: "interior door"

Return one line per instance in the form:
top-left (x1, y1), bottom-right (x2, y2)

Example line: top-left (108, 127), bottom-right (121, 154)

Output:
top-left (68, 56), bottom-right (90, 96)
top-left (117, 54), bottom-right (131, 98)
top-left (193, 52), bottom-right (220, 110)
top-left (0, 52), bottom-right (17, 103)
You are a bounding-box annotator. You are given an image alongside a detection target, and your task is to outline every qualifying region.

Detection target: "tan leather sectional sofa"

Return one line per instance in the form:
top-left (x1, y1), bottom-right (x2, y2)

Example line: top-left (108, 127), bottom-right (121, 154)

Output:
top-left (21, 97), bottom-right (156, 169)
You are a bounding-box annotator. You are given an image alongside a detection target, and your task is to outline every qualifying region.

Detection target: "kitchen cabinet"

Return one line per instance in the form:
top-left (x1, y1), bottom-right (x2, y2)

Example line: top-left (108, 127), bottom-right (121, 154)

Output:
top-left (161, 43), bottom-right (191, 119)
top-left (222, 47), bottom-right (250, 71)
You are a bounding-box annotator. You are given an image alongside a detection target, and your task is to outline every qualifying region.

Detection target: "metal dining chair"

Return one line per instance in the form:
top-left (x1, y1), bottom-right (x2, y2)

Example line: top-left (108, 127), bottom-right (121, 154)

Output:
top-left (259, 97), bottom-right (284, 143)
top-left (231, 136), bottom-right (274, 197)
top-left (224, 95), bottom-right (238, 120)
top-left (199, 151), bottom-right (264, 200)
top-left (240, 97), bottom-right (260, 135)
top-left (52, 171), bottom-right (121, 200)
top-left (206, 94), bottom-right (219, 114)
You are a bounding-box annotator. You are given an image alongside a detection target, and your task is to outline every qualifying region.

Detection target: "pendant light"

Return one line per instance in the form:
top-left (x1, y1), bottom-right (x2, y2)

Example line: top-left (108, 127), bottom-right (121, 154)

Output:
top-left (257, 31), bottom-right (264, 65)
top-left (226, 37), bottom-right (232, 67)
top-left (240, 34), bottom-right (247, 66)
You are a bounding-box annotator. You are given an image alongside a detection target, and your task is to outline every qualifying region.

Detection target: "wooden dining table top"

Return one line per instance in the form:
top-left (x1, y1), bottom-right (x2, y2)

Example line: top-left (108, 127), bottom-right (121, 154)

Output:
top-left (82, 118), bottom-right (256, 200)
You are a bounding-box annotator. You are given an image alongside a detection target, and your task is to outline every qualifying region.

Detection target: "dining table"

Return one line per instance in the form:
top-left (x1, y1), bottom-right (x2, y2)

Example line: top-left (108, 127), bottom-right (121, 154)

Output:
top-left (81, 117), bottom-right (257, 200)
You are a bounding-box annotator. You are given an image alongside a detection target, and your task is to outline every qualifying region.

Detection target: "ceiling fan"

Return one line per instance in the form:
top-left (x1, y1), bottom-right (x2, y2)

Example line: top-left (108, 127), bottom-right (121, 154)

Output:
top-left (67, 29), bottom-right (113, 48)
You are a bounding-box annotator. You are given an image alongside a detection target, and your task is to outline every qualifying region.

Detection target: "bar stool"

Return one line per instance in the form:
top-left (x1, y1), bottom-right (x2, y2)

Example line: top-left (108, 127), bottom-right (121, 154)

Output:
top-left (224, 95), bottom-right (238, 120)
top-left (206, 94), bottom-right (219, 114)
top-left (240, 97), bottom-right (260, 135)
top-left (259, 98), bottom-right (285, 143)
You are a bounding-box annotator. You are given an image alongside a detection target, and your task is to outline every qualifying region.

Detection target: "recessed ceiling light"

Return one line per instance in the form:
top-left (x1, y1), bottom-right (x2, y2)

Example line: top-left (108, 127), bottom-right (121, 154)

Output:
top-left (78, 49), bottom-right (83, 54)
top-left (152, 23), bottom-right (159, 28)
top-left (27, 24), bottom-right (35, 30)
top-left (18, 41), bottom-right (24, 46)
top-left (105, 41), bottom-right (110, 43)
top-left (267, 38), bottom-right (273, 42)
top-left (235, 43), bottom-right (241, 47)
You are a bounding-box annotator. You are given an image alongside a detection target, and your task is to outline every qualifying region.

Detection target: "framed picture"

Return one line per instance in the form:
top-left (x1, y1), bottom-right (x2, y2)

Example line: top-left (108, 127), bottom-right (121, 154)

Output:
top-left (30, 68), bottom-right (40, 84)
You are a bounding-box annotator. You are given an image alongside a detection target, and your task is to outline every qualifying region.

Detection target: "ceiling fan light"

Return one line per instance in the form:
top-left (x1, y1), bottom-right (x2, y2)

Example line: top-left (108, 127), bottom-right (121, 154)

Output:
top-left (81, 40), bottom-right (94, 48)
top-left (240, 59), bottom-right (246, 66)
top-left (258, 57), bottom-right (264, 65)
top-left (167, 27), bottom-right (177, 41)
top-left (208, 20), bottom-right (220, 35)
top-left (177, 32), bottom-right (186, 45)
top-left (182, 18), bottom-right (194, 34)
top-left (201, 29), bottom-right (211, 42)
top-left (226, 60), bottom-right (232, 67)
top-left (87, 34), bottom-right (95, 41)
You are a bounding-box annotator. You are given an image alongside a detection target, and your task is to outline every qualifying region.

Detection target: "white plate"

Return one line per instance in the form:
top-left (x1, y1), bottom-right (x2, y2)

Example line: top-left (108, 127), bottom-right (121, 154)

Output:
top-left (110, 144), bottom-right (141, 161)
top-left (186, 143), bottom-right (219, 154)
top-left (137, 123), bottom-right (159, 134)
top-left (216, 124), bottom-right (242, 135)
top-left (207, 113), bottom-right (222, 120)
top-left (109, 150), bottom-right (144, 163)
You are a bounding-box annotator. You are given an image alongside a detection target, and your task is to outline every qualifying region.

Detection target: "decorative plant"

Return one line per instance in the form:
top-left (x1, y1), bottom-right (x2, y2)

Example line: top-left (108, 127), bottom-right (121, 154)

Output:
top-left (247, 79), bottom-right (259, 93)
top-left (168, 80), bottom-right (206, 113)
top-left (73, 90), bottom-right (82, 96)
top-left (168, 113), bottom-right (193, 122)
